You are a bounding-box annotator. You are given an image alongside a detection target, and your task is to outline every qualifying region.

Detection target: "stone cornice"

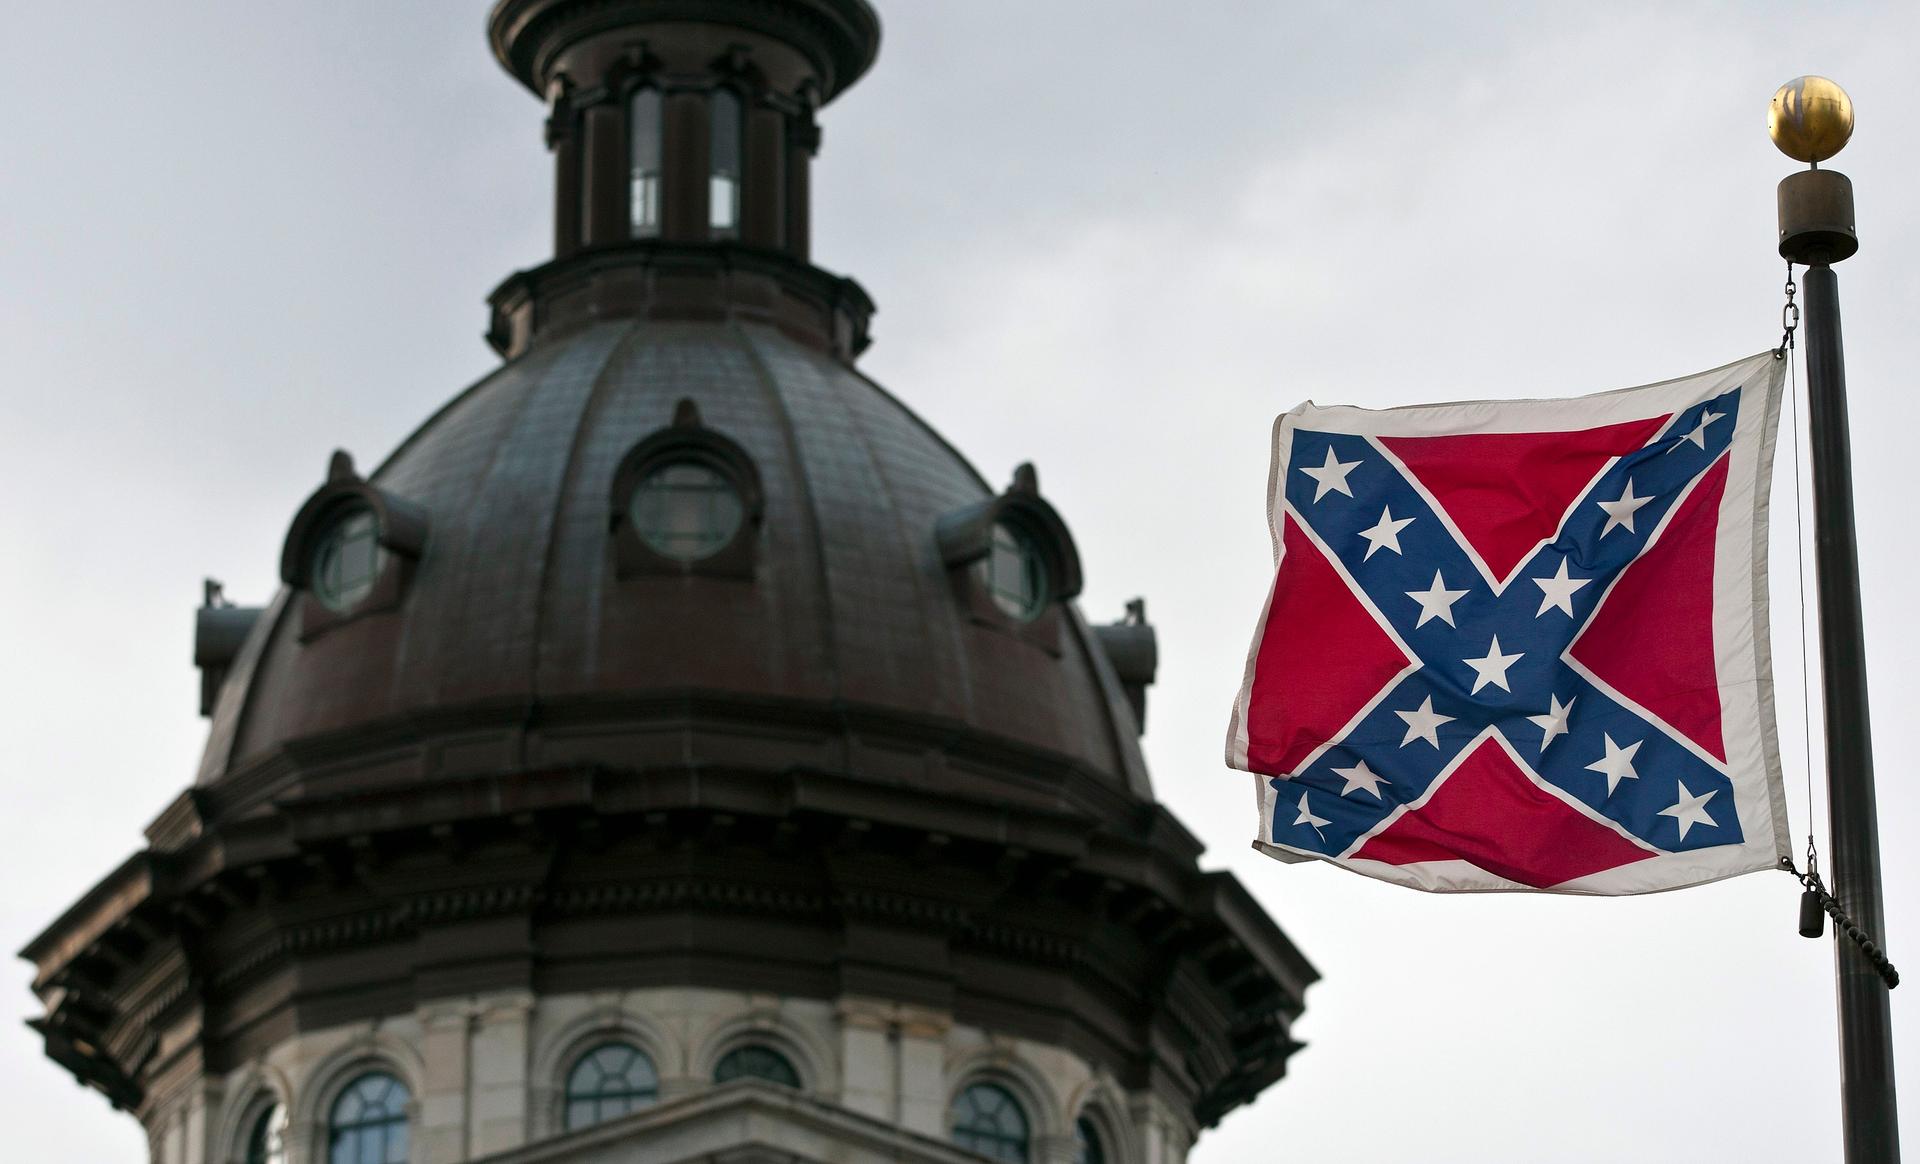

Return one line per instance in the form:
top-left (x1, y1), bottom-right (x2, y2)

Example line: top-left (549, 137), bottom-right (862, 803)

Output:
top-left (23, 765), bottom-right (1315, 1126)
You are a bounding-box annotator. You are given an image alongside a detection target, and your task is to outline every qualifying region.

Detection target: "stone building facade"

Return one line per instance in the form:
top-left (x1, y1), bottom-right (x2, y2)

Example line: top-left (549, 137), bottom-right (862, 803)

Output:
top-left (179, 987), bottom-right (1198, 1164)
top-left (23, 3), bottom-right (1316, 1162)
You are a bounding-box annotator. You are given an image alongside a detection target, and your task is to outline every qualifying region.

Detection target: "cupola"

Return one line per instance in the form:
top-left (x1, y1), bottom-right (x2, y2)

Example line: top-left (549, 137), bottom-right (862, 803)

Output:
top-left (485, 0), bottom-right (883, 360)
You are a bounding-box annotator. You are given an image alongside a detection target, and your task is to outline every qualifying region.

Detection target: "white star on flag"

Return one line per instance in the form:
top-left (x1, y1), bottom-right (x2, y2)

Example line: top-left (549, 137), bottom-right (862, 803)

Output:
top-left (1597, 477), bottom-right (1653, 537)
top-left (1463, 635), bottom-right (1523, 694)
top-left (1357, 505), bottom-right (1414, 560)
top-left (1332, 759), bottom-right (1390, 799)
top-left (1299, 446), bottom-right (1361, 502)
top-left (1676, 409), bottom-right (1725, 451)
top-left (1659, 778), bottom-right (1719, 840)
top-left (1532, 558), bottom-right (1590, 617)
top-left (1405, 571), bottom-right (1469, 628)
top-left (1293, 791), bottom-right (1331, 840)
top-left (1584, 733), bottom-right (1642, 795)
top-left (1395, 696), bottom-right (1453, 748)
top-left (1527, 694), bottom-right (1575, 752)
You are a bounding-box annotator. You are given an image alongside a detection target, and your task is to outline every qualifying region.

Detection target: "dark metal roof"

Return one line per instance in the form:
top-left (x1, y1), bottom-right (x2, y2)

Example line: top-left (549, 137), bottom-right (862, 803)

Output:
top-left (488, 0), bottom-right (882, 102)
top-left (199, 318), bottom-right (1154, 802)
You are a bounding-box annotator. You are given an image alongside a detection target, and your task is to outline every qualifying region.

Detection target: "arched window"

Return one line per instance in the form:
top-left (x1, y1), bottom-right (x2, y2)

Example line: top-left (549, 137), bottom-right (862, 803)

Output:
top-left (709, 88), bottom-right (742, 238)
top-left (630, 88), bottom-right (662, 238)
top-left (327, 1072), bottom-right (410, 1164)
top-left (713, 1044), bottom-right (800, 1088)
top-left (950, 1082), bottom-right (1029, 1163)
top-left (243, 1102), bottom-right (286, 1164)
top-left (565, 1041), bottom-right (660, 1131)
top-left (1074, 1116), bottom-right (1106, 1164)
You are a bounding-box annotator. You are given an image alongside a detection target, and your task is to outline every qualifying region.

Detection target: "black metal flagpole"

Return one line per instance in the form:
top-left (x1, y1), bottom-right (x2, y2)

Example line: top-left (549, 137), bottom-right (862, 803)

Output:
top-left (1770, 76), bottom-right (1899, 1164)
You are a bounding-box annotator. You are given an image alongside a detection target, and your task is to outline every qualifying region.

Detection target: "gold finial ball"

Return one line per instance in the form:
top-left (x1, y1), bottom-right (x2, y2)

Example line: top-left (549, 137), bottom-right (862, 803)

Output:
top-left (1770, 76), bottom-right (1854, 164)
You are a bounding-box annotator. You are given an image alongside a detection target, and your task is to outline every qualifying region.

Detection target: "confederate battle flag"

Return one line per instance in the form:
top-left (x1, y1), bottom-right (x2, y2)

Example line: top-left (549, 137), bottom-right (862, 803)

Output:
top-left (1226, 353), bottom-right (1790, 893)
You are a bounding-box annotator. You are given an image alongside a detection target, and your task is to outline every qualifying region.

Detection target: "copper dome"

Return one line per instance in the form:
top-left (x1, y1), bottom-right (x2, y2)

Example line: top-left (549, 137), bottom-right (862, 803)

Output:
top-left (198, 314), bottom-right (1155, 808)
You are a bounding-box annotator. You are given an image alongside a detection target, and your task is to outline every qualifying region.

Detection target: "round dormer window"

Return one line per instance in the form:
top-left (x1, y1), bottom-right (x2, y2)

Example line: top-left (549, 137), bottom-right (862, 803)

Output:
top-left (311, 506), bottom-right (385, 612)
top-left (974, 521), bottom-right (1048, 621)
top-left (629, 460), bottom-right (744, 563)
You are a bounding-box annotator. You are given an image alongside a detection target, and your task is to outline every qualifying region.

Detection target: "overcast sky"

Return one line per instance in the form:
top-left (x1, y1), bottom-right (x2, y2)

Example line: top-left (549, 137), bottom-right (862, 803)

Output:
top-left (3, 3), bottom-right (1916, 1161)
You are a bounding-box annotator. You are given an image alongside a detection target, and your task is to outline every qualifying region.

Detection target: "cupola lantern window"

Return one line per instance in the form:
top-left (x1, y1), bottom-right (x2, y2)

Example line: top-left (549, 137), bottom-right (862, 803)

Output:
top-left (710, 88), bottom-right (743, 237)
top-left (630, 88), bottom-right (663, 238)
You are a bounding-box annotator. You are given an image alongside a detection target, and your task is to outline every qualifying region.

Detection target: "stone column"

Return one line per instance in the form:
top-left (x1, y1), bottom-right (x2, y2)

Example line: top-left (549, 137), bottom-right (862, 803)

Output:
top-left (895, 1005), bottom-right (951, 1139)
top-left (146, 1084), bottom-right (219, 1164)
top-left (579, 98), bottom-right (627, 248)
top-left (662, 89), bottom-right (711, 242)
top-left (283, 1085), bottom-right (318, 1164)
top-left (742, 104), bottom-right (786, 248)
top-left (785, 117), bottom-right (818, 261)
top-left (179, 1089), bottom-right (209, 1164)
top-left (1131, 1092), bottom-right (1195, 1164)
top-left (158, 1106), bottom-right (185, 1164)
top-left (470, 992), bottom-right (536, 1156)
top-left (835, 996), bottom-right (894, 1122)
top-left (418, 1003), bottom-right (473, 1164)
top-left (550, 95), bottom-right (583, 258)
top-left (834, 997), bottom-right (952, 1138)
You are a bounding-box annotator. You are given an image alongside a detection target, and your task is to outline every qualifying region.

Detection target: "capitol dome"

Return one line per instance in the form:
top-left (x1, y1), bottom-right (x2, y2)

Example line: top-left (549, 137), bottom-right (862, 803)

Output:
top-left (26, 4), bottom-right (1315, 1162)
top-left (197, 311), bottom-right (1153, 806)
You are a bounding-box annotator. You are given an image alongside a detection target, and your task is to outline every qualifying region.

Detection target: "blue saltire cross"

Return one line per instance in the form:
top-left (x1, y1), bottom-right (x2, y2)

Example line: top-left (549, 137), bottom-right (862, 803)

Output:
top-left (1275, 387), bottom-right (1746, 858)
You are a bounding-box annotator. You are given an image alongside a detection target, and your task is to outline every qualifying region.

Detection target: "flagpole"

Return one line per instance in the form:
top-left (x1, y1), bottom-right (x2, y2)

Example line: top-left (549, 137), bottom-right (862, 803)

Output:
top-left (1771, 77), bottom-right (1899, 1164)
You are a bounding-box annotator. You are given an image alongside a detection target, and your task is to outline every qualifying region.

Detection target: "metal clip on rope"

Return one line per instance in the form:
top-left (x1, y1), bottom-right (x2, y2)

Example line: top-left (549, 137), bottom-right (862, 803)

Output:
top-left (1791, 860), bottom-right (1900, 989)
top-left (1776, 268), bottom-right (1800, 358)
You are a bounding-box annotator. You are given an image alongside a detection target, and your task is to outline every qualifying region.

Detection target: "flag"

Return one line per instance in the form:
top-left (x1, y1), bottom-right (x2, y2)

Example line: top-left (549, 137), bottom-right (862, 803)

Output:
top-left (1226, 353), bottom-right (1789, 894)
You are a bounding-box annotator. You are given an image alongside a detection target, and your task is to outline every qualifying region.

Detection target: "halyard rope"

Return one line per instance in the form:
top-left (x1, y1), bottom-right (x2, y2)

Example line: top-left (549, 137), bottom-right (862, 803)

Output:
top-left (1778, 263), bottom-right (1897, 989)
